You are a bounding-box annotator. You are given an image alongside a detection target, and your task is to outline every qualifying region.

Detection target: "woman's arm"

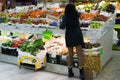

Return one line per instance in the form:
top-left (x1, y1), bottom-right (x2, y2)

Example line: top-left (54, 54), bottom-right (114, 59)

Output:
top-left (60, 16), bottom-right (66, 29)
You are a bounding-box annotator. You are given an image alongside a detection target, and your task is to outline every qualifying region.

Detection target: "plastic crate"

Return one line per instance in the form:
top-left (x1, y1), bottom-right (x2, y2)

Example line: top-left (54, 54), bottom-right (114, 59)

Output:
top-left (1, 47), bottom-right (18, 56)
top-left (115, 18), bottom-right (120, 24)
top-left (17, 49), bottom-right (47, 71)
top-left (46, 53), bottom-right (61, 64)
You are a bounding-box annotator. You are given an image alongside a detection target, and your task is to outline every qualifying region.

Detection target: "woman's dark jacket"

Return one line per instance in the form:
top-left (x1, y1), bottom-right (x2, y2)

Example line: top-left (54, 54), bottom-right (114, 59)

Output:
top-left (60, 15), bottom-right (84, 47)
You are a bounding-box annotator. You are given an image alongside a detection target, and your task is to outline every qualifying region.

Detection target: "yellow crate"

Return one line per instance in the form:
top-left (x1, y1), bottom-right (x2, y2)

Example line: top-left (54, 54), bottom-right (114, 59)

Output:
top-left (18, 55), bottom-right (47, 71)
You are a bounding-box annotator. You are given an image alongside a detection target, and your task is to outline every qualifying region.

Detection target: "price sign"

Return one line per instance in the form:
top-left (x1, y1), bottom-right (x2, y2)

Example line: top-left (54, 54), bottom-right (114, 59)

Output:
top-left (62, 55), bottom-right (67, 59)
top-left (51, 54), bottom-right (56, 58)
top-left (99, 49), bottom-right (103, 55)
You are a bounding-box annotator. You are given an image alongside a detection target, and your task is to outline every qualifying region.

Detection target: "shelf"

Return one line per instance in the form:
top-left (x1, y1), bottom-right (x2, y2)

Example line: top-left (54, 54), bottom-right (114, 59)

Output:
top-left (0, 23), bottom-right (61, 34)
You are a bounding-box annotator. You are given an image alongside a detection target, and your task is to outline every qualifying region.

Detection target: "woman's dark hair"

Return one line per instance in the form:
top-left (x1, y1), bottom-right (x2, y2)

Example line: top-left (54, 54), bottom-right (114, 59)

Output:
top-left (65, 3), bottom-right (78, 19)
top-left (63, 3), bottom-right (80, 28)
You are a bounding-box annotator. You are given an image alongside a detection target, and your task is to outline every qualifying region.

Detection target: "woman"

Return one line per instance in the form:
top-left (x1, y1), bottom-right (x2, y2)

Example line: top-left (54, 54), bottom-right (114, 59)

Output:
top-left (60, 3), bottom-right (85, 80)
top-left (6, 0), bottom-right (11, 9)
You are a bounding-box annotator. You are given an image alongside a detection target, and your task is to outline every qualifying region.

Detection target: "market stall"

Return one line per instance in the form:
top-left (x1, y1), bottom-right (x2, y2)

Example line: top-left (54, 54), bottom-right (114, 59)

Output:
top-left (0, 0), bottom-right (116, 78)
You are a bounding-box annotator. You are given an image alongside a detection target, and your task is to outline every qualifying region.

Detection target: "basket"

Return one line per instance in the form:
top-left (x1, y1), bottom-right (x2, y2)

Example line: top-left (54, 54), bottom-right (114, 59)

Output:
top-left (83, 54), bottom-right (102, 72)
top-left (42, 30), bottom-right (53, 42)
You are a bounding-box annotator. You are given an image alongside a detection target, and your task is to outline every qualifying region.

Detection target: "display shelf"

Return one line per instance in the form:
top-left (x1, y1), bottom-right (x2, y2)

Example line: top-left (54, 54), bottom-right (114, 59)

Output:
top-left (0, 15), bottom-right (114, 59)
top-left (100, 28), bottom-right (113, 66)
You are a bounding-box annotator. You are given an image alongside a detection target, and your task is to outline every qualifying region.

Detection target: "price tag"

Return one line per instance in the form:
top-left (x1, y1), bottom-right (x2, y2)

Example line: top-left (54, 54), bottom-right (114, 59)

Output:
top-left (52, 60), bottom-right (55, 63)
top-left (62, 55), bottom-right (67, 59)
top-left (99, 49), bottom-right (103, 55)
top-left (90, 10), bottom-right (97, 14)
top-left (90, 39), bottom-right (97, 44)
top-left (74, 63), bottom-right (78, 67)
top-left (91, 31), bottom-right (97, 35)
top-left (51, 54), bottom-right (56, 58)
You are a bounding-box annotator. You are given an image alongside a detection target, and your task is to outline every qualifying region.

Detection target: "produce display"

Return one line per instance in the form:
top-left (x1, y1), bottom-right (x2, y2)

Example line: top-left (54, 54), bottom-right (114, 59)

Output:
top-left (8, 12), bottom-right (26, 18)
top-left (2, 38), bottom-right (26, 47)
top-left (11, 19), bottom-right (19, 24)
top-left (101, 2), bottom-right (109, 11)
top-left (1, 34), bottom-right (46, 55)
top-left (0, 9), bottom-right (61, 28)
top-left (0, 17), bottom-right (10, 23)
top-left (90, 21), bottom-right (103, 29)
top-left (45, 36), bottom-right (67, 55)
top-left (27, 10), bottom-right (47, 18)
top-left (106, 4), bottom-right (115, 13)
top-left (0, 36), bottom-right (11, 43)
top-left (80, 23), bottom-right (90, 28)
top-left (19, 39), bottom-right (45, 56)
top-left (93, 15), bottom-right (109, 22)
top-left (84, 3), bottom-right (93, 12)
top-left (47, 11), bottom-right (64, 22)
top-left (83, 42), bottom-right (101, 49)
top-left (0, 1), bottom-right (115, 71)
top-left (0, 1), bottom-right (114, 29)
top-left (6, 10), bottom-right (47, 19)
top-left (45, 35), bottom-right (101, 55)
top-left (26, 19), bottom-right (32, 24)
top-left (80, 12), bottom-right (98, 20)
top-left (32, 19), bottom-right (48, 25)
top-left (19, 19), bottom-right (26, 24)
top-left (117, 2), bottom-right (120, 10)
top-left (50, 12), bottom-right (63, 17)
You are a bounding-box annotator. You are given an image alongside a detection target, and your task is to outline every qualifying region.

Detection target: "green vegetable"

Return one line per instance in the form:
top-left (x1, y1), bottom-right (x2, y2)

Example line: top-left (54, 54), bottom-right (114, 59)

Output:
top-left (2, 41), bottom-right (12, 47)
top-left (19, 40), bottom-right (30, 51)
top-left (31, 51), bottom-right (37, 56)
top-left (33, 39), bottom-right (45, 46)
top-left (0, 17), bottom-right (5, 23)
top-left (26, 19), bottom-right (32, 24)
top-left (0, 13), bottom-right (9, 17)
top-left (27, 34), bottom-right (34, 40)
top-left (26, 43), bottom-right (35, 53)
top-left (102, 3), bottom-right (109, 11)
top-left (19, 39), bottom-right (45, 56)
top-left (4, 18), bottom-right (11, 23)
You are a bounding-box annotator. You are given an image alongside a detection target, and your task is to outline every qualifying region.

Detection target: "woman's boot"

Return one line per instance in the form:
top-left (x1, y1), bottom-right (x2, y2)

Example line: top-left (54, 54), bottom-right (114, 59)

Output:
top-left (79, 67), bottom-right (85, 80)
top-left (68, 67), bottom-right (74, 77)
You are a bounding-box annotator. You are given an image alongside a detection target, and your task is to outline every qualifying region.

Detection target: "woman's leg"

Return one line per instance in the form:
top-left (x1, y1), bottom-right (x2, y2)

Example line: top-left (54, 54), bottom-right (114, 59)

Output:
top-left (76, 45), bottom-right (83, 67)
top-left (68, 47), bottom-right (74, 68)
top-left (67, 47), bottom-right (74, 77)
top-left (76, 45), bottom-right (85, 80)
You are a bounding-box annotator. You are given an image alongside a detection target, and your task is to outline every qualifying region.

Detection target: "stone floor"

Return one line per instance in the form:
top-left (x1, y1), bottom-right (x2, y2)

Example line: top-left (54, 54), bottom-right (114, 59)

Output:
top-left (0, 50), bottom-right (120, 80)
top-left (95, 50), bottom-right (120, 80)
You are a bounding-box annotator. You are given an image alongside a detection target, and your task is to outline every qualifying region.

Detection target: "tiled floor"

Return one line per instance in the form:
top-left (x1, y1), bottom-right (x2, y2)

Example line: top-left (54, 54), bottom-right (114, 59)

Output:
top-left (95, 50), bottom-right (120, 80)
top-left (0, 50), bottom-right (120, 80)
